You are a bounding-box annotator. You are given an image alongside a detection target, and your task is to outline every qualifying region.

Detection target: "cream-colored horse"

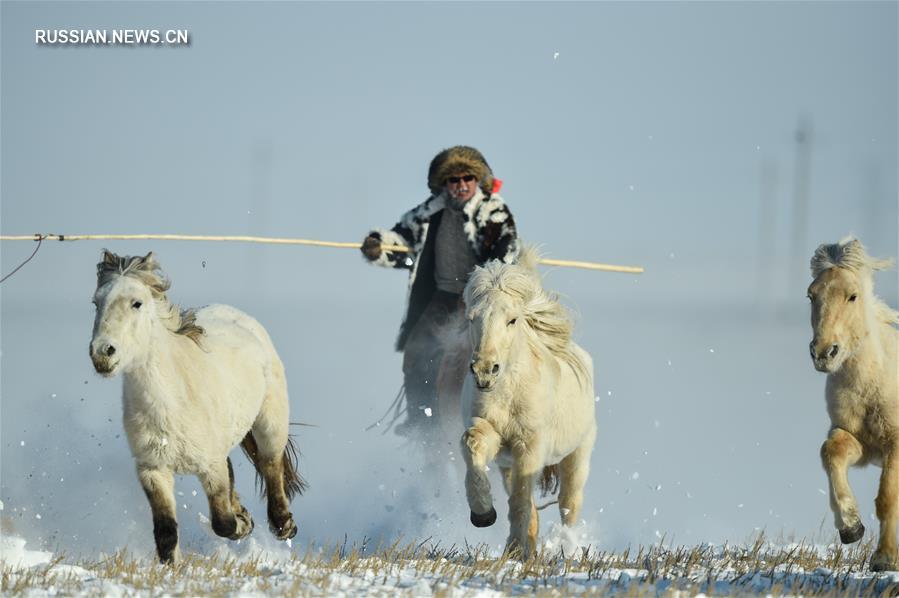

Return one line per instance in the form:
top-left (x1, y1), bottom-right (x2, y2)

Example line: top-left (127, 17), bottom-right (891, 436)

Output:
top-left (809, 238), bottom-right (899, 571)
top-left (460, 248), bottom-right (596, 559)
top-left (89, 251), bottom-right (305, 563)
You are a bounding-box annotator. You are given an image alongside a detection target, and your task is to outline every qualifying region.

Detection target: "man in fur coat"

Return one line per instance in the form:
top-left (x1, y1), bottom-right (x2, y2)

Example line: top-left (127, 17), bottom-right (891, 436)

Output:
top-left (361, 146), bottom-right (519, 436)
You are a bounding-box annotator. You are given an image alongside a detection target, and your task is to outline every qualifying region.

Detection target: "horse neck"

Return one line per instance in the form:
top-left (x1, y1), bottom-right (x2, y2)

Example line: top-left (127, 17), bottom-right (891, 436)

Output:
top-left (496, 327), bottom-right (542, 398)
top-left (835, 314), bottom-right (893, 384)
top-left (122, 320), bottom-right (193, 407)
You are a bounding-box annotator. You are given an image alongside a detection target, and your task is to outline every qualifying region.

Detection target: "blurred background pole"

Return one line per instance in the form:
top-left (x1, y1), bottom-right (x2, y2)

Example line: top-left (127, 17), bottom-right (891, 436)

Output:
top-left (790, 117), bottom-right (813, 294)
top-left (756, 159), bottom-right (778, 314)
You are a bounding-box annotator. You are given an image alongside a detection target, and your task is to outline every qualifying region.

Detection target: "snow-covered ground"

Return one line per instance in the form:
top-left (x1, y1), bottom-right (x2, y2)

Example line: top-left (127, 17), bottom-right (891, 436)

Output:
top-left (5, 520), bottom-right (899, 596)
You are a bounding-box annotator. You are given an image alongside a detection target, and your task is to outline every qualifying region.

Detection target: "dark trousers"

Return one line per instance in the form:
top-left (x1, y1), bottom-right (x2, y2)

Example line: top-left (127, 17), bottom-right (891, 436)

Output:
top-left (402, 290), bottom-right (463, 425)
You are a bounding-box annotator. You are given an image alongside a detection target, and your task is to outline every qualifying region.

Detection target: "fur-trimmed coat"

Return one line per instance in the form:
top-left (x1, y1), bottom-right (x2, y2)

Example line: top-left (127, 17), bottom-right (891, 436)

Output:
top-left (367, 189), bottom-right (519, 351)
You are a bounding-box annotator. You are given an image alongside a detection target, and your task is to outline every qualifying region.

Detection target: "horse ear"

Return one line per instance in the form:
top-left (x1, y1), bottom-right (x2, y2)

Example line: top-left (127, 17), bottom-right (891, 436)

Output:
top-left (98, 249), bottom-right (121, 278)
top-left (135, 251), bottom-right (159, 271)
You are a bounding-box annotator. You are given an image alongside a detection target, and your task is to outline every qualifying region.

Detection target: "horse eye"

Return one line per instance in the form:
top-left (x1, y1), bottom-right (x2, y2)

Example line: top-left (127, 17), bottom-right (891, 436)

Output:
top-left (508, 318), bottom-right (517, 326)
top-left (132, 300), bottom-right (143, 310)
top-left (848, 294), bottom-right (857, 303)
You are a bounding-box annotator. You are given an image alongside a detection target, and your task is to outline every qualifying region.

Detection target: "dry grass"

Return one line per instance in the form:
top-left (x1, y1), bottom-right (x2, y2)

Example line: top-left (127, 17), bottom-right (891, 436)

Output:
top-left (3, 532), bottom-right (899, 596)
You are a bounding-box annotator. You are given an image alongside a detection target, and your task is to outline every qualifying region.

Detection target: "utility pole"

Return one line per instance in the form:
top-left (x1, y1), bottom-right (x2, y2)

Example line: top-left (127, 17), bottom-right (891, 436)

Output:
top-left (757, 160), bottom-right (777, 313)
top-left (790, 117), bottom-right (813, 294)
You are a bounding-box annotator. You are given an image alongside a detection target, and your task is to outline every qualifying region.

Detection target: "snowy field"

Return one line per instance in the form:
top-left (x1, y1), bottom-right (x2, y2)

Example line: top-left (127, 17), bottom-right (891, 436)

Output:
top-left (5, 522), bottom-right (899, 595)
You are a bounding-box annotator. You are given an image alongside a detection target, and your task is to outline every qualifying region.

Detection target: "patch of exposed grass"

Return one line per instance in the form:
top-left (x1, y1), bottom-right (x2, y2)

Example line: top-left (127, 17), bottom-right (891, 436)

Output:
top-left (3, 532), bottom-right (899, 596)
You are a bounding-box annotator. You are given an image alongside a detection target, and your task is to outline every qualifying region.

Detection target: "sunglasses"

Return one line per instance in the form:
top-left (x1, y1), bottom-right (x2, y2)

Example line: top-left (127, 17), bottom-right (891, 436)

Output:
top-left (446, 174), bottom-right (476, 184)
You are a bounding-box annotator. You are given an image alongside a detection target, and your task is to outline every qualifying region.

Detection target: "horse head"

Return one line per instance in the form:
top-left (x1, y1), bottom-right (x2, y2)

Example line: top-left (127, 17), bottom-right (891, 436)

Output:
top-left (89, 250), bottom-right (164, 376)
top-left (465, 287), bottom-right (525, 392)
top-left (808, 238), bottom-right (893, 373)
top-left (808, 266), bottom-right (867, 372)
top-left (463, 259), bottom-right (539, 392)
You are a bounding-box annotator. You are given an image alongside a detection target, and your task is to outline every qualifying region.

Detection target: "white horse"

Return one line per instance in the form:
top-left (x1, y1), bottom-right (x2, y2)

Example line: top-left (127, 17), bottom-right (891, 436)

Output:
top-left (459, 248), bottom-right (596, 559)
top-left (89, 251), bottom-right (304, 563)
top-left (809, 238), bottom-right (899, 571)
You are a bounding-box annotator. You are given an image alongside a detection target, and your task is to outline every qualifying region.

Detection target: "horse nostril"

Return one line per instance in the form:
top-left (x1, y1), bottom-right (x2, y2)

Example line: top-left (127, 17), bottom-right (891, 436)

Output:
top-left (828, 345), bottom-right (839, 359)
top-left (470, 361), bottom-right (476, 374)
top-left (809, 342), bottom-right (816, 358)
top-left (491, 363), bottom-right (500, 374)
top-left (106, 345), bottom-right (116, 357)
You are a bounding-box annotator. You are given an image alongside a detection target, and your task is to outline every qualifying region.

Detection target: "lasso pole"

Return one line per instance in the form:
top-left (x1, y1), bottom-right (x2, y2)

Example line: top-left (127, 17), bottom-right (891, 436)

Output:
top-left (0, 233), bottom-right (644, 274)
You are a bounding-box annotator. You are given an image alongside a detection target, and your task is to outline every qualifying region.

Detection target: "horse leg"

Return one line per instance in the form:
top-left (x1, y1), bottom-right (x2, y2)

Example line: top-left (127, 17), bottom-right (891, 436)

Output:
top-left (527, 499), bottom-right (539, 555)
top-left (250, 429), bottom-right (298, 539)
top-left (558, 430), bottom-right (595, 526)
top-left (821, 428), bottom-right (865, 543)
top-left (507, 442), bottom-right (543, 560)
top-left (461, 417), bottom-right (502, 527)
top-left (506, 468), bottom-right (538, 560)
top-left (246, 369), bottom-right (299, 541)
top-left (137, 466), bottom-right (180, 563)
top-left (500, 465), bottom-right (537, 544)
top-left (227, 458), bottom-right (255, 537)
top-left (871, 448), bottom-right (899, 571)
top-left (200, 459), bottom-right (254, 541)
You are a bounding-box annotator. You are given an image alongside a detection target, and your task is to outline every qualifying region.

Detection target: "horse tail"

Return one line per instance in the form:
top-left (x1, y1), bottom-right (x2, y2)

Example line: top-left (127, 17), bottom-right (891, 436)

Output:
top-left (281, 435), bottom-right (308, 500)
top-left (240, 432), bottom-right (308, 501)
top-left (539, 464), bottom-right (560, 497)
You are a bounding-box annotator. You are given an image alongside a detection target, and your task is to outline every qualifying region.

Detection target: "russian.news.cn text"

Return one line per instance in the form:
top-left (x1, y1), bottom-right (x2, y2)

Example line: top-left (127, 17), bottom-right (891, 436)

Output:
top-left (35, 29), bottom-right (190, 46)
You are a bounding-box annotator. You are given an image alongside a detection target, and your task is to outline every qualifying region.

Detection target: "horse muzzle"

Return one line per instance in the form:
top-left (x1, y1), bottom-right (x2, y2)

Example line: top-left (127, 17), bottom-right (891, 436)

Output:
top-left (470, 357), bottom-right (500, 392)
top-left (90, 341), bottom-right (119, 376)
top-left (810, 339), bottom-right (841, 373)
top-left (475, 380), bottom-right (495, 392)
top-left (91, 356), bottom-right (118, 376)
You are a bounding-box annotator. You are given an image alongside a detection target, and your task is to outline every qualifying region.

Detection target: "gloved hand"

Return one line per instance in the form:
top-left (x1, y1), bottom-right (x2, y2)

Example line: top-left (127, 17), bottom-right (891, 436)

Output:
top-left (361, 234), bottom-right (382, 261)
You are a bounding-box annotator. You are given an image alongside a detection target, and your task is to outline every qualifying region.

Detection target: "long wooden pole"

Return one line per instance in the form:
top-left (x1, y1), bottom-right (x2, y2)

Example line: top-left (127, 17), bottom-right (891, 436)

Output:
top-left (0, 233), bottom-right (644, 274)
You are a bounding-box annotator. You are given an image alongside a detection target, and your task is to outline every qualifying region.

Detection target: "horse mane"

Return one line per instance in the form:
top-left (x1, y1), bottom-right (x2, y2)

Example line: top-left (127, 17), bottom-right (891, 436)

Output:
top-left (811, 237), bottom-right (899, 326)
top-left (465, 245), bottom-right (590, 387)
top-left (516, 243), bottom-right (541, 273)
top-left (96, 250), bottom-right (205, 345)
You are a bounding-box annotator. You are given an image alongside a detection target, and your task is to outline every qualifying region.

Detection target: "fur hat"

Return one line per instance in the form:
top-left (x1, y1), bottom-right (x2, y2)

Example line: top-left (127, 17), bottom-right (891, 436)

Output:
top-left (427, 146), bottom-right (494, 195)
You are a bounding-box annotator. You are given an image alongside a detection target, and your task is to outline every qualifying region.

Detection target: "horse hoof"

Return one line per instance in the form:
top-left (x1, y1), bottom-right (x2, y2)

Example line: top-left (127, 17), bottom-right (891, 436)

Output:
top-left (839, 522), bottom-right (865, 544)
top-left (470, 508), bottom-right (497, 528)
top-left (271, 516), bottom-right (297, 541)
top-left (870, 550), bottom-right (898, 572)
top-left (229, 508), bottom-right (254, 540)
top-left (158, 546), bottom-right (181, 565)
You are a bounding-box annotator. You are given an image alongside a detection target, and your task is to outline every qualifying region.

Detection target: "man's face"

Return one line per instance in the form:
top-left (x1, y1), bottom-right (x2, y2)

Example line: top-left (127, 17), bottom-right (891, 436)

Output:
top-left (445, 174), bottom-right (478, 203)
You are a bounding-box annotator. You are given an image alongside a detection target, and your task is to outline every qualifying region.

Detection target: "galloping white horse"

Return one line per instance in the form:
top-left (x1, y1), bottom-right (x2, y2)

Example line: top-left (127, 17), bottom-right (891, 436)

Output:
top-left (809, 238), bottom-right (899, 571)
top-left (89, 251), bottom-right (304, 563)
top-left (460, 248), bottom-right (596, 559)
